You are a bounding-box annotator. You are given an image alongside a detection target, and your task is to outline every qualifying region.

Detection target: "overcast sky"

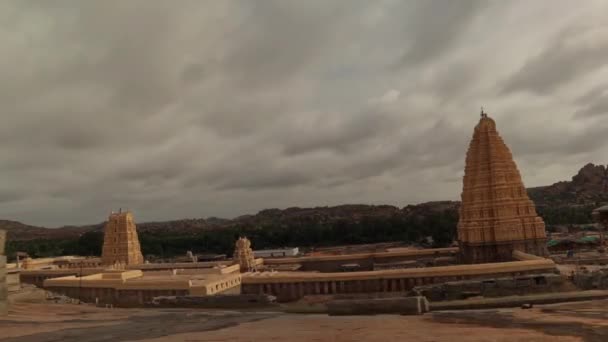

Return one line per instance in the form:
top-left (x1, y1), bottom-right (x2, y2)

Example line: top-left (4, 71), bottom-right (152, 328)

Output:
top-left (1, 0), bottom-right (608, 227)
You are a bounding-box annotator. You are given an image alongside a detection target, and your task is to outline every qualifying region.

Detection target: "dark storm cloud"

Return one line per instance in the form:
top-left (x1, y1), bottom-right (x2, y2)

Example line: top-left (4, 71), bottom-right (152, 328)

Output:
top-left (395, 0), bottom-right (487, 67)
top-left (280, 108), bottom-right (400, 155)
top-left (221, 1), bottom-right (349, 88)
top-left (509, 119), bottom-right (608, 156)
top-left (0, 1), bottom-right (607, 226)
top-left (180, 63), bottom-right (206, 85)
top-left (576, 97), bottom-right (608, 118)
top-left (181, 147), bottom-right (317, 191)
top-left (502, 25), bottom-right (608, 95)
top-left (217, 170), bottom-right (313, 191)
top-left (575, 88), bottom-right (608, 118)
top-left (197, 91), bottom-right (291, 138)
top-left (0, 190), bottom-right (22, 204)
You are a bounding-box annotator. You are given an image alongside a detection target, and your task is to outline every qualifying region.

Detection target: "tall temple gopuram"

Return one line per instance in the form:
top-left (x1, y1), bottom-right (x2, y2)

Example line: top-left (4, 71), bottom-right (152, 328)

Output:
top-left (457, 112), bottom-right (548, 263)
top-left (101, 210), bottom-right (144, 266)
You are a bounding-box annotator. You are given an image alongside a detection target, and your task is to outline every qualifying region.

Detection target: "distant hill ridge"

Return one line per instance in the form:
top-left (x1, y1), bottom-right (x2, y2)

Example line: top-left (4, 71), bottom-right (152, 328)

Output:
top-left (3, 163), bottom-right (608, 241)
top-left (528, 163), bottom-right (608, 207)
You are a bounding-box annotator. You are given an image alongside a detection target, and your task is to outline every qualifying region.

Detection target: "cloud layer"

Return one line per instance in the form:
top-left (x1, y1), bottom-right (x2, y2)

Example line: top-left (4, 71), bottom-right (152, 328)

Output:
top-left (1, 0), bottom-right (608, 226)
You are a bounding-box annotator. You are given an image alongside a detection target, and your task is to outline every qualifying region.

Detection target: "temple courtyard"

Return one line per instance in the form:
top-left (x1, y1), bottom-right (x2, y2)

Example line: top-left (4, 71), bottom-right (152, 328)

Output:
top-left (1, 299), bottom-right (607, 342)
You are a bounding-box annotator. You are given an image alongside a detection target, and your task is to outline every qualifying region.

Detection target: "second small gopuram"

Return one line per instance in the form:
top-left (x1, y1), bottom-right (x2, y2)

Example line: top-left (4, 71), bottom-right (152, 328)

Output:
top-left (457, 112), bottom-right (548, 263)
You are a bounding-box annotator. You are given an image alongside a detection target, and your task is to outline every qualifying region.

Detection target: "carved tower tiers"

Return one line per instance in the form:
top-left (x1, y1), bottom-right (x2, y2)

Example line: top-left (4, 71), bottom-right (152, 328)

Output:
top-left (233, 237), bottom-right (256, 272)
top-left (457, 113), bottom-right (548, 263)
top-left (101, 210), bottom-right (144, 266)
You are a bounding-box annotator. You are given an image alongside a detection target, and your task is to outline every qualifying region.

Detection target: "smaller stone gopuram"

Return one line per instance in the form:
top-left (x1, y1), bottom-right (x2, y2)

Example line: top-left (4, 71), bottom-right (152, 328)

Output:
top-left (101, 210), bottom-right (144, 266)
top-left (233, 237), bottom-right (256, 272)
top-left (0, 229), bottom-right (7, 315)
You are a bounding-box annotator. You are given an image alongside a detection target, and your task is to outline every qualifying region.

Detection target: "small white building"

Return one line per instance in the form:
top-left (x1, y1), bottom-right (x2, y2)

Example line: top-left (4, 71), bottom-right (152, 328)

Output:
top-left (253, 248), bottom-right (299, 258)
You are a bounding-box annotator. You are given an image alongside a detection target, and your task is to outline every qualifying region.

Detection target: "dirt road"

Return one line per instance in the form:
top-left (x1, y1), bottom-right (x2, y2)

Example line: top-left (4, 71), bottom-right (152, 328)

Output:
top-left (2, 301), bottom-right (608, 341)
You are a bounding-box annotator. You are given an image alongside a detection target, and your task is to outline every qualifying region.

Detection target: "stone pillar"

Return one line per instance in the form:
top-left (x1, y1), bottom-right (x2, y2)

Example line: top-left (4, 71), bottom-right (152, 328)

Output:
top-left (289, 283), bottom-right (296, 300)
top-left (305, 282), bottom-right (313, 295)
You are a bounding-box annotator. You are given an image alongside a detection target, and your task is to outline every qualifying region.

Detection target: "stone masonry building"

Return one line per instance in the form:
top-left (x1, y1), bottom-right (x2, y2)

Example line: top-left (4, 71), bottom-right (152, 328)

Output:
top-left (457, 112), bottom-right (548, 263)
top-left (101, 210), bottom-right (144, 266)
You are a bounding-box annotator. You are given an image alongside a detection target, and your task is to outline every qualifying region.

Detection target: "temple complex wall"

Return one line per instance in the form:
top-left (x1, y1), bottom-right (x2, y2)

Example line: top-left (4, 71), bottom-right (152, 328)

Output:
top-left (21, 249), bottom-right (453, 287)
top-left (6, 269), bottom-right (20, 293)
top-left (20, 256), bottom-right (101, 270)
top-left (139, 264), bottom-right (241, 276)
top-left (20, 260), bottom-right (248, 288)
top-left (126, 260), bottom-right (233, 271)
top-left (242, 255), bottom-right (556, 302)
top-left (45, 286), bottom-right (191, 307)
top-left (264, 248), bottom-right (458, 272)
top-left (512, 249), bottom-right (548, 261)
top-left (43, 270), bottom-right (242, 307)
top-left (20, 268), bottom-right (105, 287)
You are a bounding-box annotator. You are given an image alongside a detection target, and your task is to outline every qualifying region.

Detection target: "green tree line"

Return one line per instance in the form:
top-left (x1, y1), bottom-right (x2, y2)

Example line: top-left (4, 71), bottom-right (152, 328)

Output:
top-left (536, 205), bottom-right (594, 225)
top-left (5, 211), bottom-right (458, 260)
top-left (6, 205), bottom-right (591, 261)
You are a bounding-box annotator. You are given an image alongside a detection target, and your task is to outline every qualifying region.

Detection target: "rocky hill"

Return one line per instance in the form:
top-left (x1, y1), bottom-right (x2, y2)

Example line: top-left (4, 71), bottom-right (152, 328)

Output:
top-left (528, 163), bottom-right (608, 207)
top-left (0, 220), bottom-right (95, 241)
top-left (3, 164), bottom-right (607, 242)
top-left (234, 204), bottom-right (406, 227)
top-left (2, 203), bottom-right (460, 242)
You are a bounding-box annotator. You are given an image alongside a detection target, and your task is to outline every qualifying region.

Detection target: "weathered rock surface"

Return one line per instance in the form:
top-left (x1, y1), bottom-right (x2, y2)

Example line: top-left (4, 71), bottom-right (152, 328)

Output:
top-left (529, 163), bottom-right (608, 206)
